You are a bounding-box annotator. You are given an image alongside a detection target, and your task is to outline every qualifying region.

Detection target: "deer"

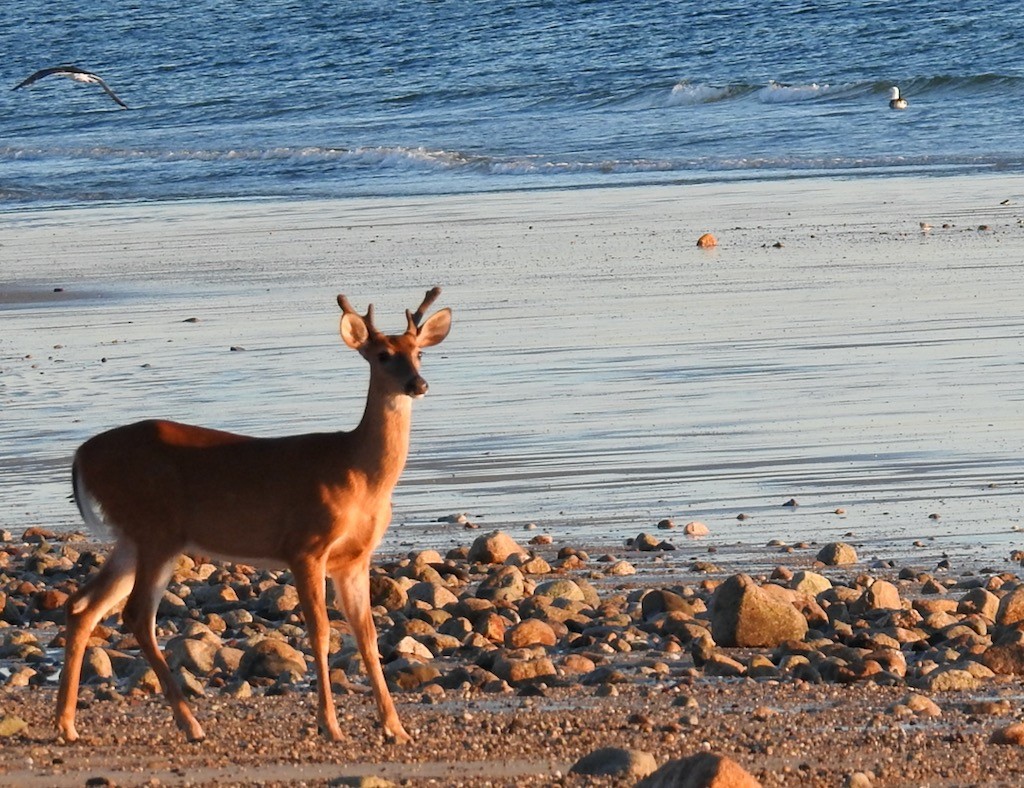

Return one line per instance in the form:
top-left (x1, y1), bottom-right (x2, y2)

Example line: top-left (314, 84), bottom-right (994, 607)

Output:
top-left (55, 287), bottom-right (452, 745)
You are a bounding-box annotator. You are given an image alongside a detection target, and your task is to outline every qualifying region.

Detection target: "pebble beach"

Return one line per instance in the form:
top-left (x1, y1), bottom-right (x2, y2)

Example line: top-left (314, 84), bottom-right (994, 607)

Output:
top-left (2, 175), bottom-right (1024, 785)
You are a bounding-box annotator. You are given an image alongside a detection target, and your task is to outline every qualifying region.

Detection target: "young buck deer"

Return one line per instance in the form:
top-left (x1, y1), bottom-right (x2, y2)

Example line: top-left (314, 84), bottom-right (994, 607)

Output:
top-left (56, 287), bottom-right (452, 744)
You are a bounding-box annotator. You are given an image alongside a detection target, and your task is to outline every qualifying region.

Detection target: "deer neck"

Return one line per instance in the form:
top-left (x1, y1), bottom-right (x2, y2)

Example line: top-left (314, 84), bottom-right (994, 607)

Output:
top-left (351, 377), bottom-right (413, 486)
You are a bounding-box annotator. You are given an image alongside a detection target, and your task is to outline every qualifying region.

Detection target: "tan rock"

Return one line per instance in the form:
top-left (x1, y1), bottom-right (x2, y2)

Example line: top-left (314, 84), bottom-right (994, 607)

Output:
top-left (467, 530), bottom-right (525, 564)
top-left (816, 542), bottom-right (858, 566)
top-left (504, 619), bottom-right (557, 649)
top-left (996, 586), bottom-right (1024, 626)
top-left (852, 580), bottom-right (902, 613)
top-left (790, 570), bottom-right (832, 596)
top-left (696, 233), bottom-right (718, 249)
top-left (637, 751), bottom-right (762, 787)
top-left (238, 638), bottom-right (307, 681)
top-left (711, 573), bottom-right (808, 648)
top-left (491, 653), bottom-right (556, 685)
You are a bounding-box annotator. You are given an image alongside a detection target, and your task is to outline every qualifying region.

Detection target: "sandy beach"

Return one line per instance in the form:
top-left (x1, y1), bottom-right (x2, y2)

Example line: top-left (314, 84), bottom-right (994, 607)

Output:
top-left (2, 175), bottom-right (1024, 785)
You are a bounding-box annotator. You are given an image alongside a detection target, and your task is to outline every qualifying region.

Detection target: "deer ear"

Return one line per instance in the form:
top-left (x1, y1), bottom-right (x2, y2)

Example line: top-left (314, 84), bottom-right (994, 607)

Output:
top-left (416, 308), bottom-right (452, 348)
top-left (341, 312), bottom-right (370, 349)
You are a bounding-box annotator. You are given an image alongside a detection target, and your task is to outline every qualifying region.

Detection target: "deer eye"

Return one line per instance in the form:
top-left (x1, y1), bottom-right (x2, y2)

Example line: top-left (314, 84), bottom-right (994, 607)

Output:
top-left (417, 351), bottom-right (423, 360)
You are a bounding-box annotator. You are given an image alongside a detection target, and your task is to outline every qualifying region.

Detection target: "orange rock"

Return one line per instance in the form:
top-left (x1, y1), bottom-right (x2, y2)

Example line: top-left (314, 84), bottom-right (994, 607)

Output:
top-left (696, 232), bottom-right (717, 248)
top-left (991, 723), bottom-right (1024, 745)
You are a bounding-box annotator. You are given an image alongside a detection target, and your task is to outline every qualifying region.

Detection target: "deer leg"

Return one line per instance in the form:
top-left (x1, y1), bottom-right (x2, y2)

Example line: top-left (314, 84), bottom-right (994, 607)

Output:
top-left (291, 557), bottom-right (343, 741)
top-left (56, 541), bottom-right (138, 742)
top-left (122, 553), bottom-right (205, 742)
top-left (331, 564), bottom-right (410, 744)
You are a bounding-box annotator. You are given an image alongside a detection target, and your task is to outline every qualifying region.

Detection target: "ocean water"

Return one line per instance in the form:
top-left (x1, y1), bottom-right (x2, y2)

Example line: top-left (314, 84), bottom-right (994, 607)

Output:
top-left (2, 0), bottom-right (1024, 205)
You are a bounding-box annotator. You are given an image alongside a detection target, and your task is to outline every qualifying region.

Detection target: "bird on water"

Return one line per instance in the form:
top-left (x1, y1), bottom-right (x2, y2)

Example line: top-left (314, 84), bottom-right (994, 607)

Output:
top-left (12, 65), bottom-right (129, 109)
top-left (888, 86), bottom-right (908, 110)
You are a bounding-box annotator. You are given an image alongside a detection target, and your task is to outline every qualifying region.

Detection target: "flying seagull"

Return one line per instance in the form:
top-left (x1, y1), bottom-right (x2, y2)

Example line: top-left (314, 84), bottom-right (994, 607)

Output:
top-left (12, 65), bottom-right (129, 109)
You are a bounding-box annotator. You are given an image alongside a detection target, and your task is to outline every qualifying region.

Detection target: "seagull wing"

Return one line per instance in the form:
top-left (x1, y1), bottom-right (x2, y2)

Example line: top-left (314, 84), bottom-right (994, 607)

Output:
top-left (12, 65), bottom-right (76, 90)
top-left (93, 76), bottom-right (129, 109)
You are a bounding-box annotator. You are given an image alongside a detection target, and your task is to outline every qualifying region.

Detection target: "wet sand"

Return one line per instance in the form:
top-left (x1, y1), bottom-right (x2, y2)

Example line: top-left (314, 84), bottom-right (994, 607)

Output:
top-left (2, 176), bottom-right (1024, 784)
top-left (3, 175), bottom-right (1024, 562)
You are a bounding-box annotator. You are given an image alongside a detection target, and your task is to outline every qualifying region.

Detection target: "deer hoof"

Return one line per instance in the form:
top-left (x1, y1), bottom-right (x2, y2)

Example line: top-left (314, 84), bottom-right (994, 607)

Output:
top-left (385, 724), bottom-right (412, 745)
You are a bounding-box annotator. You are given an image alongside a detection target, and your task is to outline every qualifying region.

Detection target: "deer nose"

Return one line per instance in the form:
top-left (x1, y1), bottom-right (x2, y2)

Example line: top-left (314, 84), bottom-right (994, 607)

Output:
top-left (405, 376), bottom-right (429, 397)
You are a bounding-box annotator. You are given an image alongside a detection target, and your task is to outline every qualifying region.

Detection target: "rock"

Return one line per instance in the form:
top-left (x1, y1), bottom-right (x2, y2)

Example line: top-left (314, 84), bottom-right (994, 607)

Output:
top-left (633, 532), bottom-right (675, 552)
top-left (504, 619), bottom-right (557, 649)
top-left (518, 556), bottom-right (551, 575)
top-left (816, 542), bottom-right (858, 566)
top-left (683, 521), bottom-right (710, 536)
top-left (329, 777), bottom-right (400, 788)
top-left (467, 531), bottom-right (525, 564)
top-left (605, 560), bottom-right (636, 576)
top-left (406, 581), bottom-right (459, 609)
top-left (636, 751), bottom-right (762, 787)
top-left (790, 570), bottom-right (832, 596)
top-left (533, 578), bottom-right (586, 603)
top-left (389, 636), bottom-right (434, 661)
top-left (914, 667), bottom-right (980, 692)
top-left (476, 565), bottom-right (527, 604)
top-left (166, 635), bottom-right (221, 676)
top-left (473, 611), bottom-right (508, 643)
top-left (995, 586), bottom-right (1024, 627)
top-left (852, 580), bottom-right (902, 613)
top-left (991, 723), bottom-right (1024, 746)
top-left (238, 638), bottom-right (307, 681)
top-left (711, 573), bottom-right (808, 648)
top-left (570, 747), bottom-right (657, 779)
top-left (0, 715), bottom-right (28, 738)
top-left (385, 659), bottom-right (440, 691)
top-left (369, 575), bottom-right (408, 611)
top-left (888, 692), bottom-right (941, 717)
top-left (641, 589), bottom-right (704, 619)
top-left (978, 643), bottom-right (1024, 675)
top-left (704, 653), bottom-right (746, 677)
top-left (491, 653), bottom-right (556, 685)
top-left (176, 667), bottom-right (206, 698)
top-left (82, 646), bottom-right (114, 683)
top-left (560, 653), bottom-right (597, 675)
top-left (957, 587), bottom-right (999, 620)
top-left (256, 583), bottom-right (301, 618)
top-left (696, 233), bottom-right (718, 249)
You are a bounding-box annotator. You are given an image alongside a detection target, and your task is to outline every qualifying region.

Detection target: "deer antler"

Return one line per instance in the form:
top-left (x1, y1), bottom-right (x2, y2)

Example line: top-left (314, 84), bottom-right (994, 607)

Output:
top-left (406, 286), bottom-right (442, 333)
top-left (337, 294), bottom-right (376, 333)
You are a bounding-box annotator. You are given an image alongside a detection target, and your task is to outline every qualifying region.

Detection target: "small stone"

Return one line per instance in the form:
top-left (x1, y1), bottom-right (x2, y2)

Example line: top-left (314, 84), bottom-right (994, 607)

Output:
top-left (696, 233), bottom-right (717, 248)
top-left (683, 521), bottom-right (710, 536)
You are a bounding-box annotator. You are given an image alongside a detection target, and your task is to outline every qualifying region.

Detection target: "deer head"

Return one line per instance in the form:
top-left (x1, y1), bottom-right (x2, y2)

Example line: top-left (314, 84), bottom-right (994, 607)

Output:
top-left (337, 287), bottom-right (452, 398)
